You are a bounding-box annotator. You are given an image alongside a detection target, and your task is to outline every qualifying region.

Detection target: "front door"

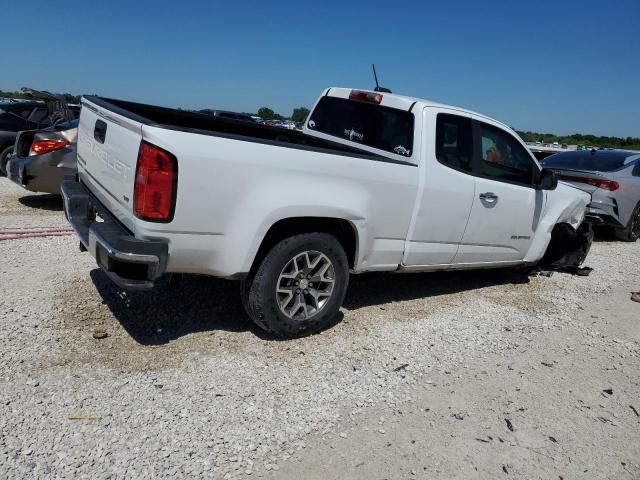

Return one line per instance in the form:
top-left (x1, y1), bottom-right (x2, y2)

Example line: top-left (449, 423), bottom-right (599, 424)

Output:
top-left (454, 119), bottom-right (543, 264)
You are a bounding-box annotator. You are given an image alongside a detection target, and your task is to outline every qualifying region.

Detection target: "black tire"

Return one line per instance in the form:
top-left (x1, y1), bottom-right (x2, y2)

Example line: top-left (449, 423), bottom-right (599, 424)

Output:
top-left (0, 145), bottom-right (13, 176)
top-left (242, 233), bottom-right (349, 338)
top-left (615, 202), bottom-right (640, 242)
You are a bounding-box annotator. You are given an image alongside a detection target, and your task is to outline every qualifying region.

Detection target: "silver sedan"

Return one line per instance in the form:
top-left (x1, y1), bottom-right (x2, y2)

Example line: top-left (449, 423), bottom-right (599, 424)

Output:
top-left (542, 150), bottom-right (640, 241)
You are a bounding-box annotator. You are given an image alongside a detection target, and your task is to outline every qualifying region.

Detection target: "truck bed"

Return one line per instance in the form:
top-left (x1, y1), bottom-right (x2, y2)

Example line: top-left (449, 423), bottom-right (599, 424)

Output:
top-left (84, 96), bottom-right (376, 158)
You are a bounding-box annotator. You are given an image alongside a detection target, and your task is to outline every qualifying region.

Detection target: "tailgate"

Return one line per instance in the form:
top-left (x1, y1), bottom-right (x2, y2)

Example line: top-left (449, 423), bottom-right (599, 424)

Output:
top-left (76, 98), bottom-right (143, 230)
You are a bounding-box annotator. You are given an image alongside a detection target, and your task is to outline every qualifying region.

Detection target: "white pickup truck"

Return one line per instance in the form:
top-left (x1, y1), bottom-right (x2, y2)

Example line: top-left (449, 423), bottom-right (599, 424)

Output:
top-left (61, 87), bottom-right (592, 338)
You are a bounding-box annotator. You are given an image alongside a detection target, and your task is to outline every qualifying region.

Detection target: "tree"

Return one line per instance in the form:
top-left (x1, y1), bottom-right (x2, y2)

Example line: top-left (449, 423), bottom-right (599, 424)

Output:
top-left (291, 107), bottom-right (310, 123)
top-left (257, 107), bottom-right (275, 120)
top-left (61, 93), bottom-right (81, 104)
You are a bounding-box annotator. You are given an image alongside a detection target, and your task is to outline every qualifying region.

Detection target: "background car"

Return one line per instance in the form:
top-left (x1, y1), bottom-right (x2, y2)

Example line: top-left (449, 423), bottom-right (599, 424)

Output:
top-left (0, 100), bottom-right (53, 175)
top-left (542, 149), bottom-right (640, 241)
top-left (7, 117), bottom-right (78, 194)
top-left (198, 109), bottom-right (256, 122)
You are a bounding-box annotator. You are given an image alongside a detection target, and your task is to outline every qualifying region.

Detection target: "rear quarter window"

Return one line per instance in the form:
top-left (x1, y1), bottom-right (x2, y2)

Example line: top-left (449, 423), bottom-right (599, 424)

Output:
top-left (307, 96), bottom-right (414, 157)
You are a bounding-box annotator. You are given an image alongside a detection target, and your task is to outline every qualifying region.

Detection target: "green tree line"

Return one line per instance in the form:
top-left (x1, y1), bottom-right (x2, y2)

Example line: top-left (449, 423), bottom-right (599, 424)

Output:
top-left (517, 130), bottom-right (640, 150)
top-left (250, 107), bottom-right (310, 122)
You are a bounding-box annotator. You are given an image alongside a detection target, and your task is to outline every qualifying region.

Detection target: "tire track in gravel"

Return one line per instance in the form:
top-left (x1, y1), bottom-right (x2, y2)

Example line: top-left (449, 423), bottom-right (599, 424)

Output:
top-left (0, 226), bottom-right (74, 241)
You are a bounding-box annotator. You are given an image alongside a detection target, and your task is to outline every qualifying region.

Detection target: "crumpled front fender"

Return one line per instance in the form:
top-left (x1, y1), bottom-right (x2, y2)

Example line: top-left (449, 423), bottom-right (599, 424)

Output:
top-left (524, 183), bottom-right (591, 263)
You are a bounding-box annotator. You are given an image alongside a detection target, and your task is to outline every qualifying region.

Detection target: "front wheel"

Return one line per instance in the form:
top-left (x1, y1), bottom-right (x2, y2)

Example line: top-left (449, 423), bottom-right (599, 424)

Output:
top-left (615, 203), bottom-right (640, 242)
top-left (242, 233), bottom-right (349, 338)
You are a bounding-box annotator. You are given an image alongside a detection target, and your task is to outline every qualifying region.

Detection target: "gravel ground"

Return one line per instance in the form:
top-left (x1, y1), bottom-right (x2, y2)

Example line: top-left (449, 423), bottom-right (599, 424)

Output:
top-left (0, 177), bottom-right (639, 479)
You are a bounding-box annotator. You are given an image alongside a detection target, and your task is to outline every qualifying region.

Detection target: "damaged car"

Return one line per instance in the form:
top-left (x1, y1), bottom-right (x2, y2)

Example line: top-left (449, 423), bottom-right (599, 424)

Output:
top-left (0, 97), bottom-right (57, 175)
top-left (6, 88), bottom-right (79, 194)
top-left (62, 86), bottom-right (594, 338)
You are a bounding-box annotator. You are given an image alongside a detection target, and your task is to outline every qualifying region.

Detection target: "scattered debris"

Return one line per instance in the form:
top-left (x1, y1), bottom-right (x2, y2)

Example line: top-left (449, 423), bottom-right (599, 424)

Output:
top-left (549, 436), bottom-right (558, 444)
top-left (68, 416), bottom-right (102, 421)
top-left (603, 388), bottom-right (613, 396)
top-left (393, 364), bottom-right (409, 372)
top-left (505, 419), bottom-right (514, 432)
top-left (502, 465), bottom-right (509, 474)
top-left (534, 270), bottom-right (554, 277)
top-left (541, 361), bottom-right (554, 368)
top-left (629, 405), bottom-right (639, 417)
top-left (575, 267), bottom-right (593, 276)
top-left (475, 438), bottom-right (491, 443)
top-left (451, 412), bottom-right (466, 420)
top-left (92, 330), bottom-right (108, 340)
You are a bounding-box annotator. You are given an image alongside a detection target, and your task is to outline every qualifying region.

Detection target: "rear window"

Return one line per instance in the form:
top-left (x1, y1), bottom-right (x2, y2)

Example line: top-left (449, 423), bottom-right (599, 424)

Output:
top-left (542, 151), bottom-right (633, 172)
top-left (307, 96), bottom-right (414, 157)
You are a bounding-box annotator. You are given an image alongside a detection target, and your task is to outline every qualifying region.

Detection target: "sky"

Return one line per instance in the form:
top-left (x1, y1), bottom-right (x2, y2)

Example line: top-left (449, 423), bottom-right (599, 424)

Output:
top-left (2, 0), bottom-right (639, 137)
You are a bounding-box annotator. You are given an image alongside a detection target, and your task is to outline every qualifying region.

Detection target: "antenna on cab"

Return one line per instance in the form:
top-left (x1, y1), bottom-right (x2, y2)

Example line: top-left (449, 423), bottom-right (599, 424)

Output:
top-left (372, 64), bottom-right (392, 93)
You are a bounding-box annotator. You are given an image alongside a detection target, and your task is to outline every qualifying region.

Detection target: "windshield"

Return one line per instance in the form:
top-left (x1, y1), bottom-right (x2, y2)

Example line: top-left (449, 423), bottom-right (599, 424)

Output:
top-left (307, 96), bottom-right (414, 157)
top-left (541, 151), bottom-right (635, 172)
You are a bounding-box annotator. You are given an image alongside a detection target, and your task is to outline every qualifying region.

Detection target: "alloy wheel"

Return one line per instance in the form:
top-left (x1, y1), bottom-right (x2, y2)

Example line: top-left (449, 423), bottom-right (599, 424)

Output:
top-left (276, 250), bottom-right (335, 320)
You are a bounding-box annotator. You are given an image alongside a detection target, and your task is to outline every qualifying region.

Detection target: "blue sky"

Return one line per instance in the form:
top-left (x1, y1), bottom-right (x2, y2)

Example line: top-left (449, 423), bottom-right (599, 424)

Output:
top-left (2, 0), bottom-right (638, 136)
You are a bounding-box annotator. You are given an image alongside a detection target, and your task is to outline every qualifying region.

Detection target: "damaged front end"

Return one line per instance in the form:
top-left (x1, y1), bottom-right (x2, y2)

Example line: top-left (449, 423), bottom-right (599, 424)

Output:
top-left (539, 222), bottom-right (594, 270)
top-left (535, 183), bottom-right (595, 273)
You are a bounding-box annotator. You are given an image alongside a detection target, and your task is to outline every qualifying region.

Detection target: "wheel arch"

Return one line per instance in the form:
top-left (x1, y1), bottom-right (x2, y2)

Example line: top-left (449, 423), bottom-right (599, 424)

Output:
top-left (248, 216), bottom-right (359, 274)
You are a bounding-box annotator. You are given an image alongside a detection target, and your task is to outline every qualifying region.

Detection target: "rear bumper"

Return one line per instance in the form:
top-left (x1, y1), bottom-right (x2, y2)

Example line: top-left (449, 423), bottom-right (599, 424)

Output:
top-left (61, 177), bottom-right (168, 290)
top-left (584, 202), bottom-right (623, 228)
top-left (7, 154), bottom-right (75, 194)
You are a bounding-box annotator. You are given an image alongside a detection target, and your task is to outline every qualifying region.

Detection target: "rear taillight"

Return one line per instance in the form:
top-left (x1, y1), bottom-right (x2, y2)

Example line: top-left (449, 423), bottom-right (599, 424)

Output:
top-left (349, 90), bottom-right (383, 104)
top-left (29, 139), bottom-right (70, 156)
top-left (559, 175), bottom-right (619, 191)
top-left (134, 141), bottom-right (178, 222)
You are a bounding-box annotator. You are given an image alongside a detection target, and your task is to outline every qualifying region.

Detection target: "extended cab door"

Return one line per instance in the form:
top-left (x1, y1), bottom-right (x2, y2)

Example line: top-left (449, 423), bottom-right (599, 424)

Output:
top-left (403, 109), bottom-right (476, 266)
top-left (453, 118), bottom-right (544, 264)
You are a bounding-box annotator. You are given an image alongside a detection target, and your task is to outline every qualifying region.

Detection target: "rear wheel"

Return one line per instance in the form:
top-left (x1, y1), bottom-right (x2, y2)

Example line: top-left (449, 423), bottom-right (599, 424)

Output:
top-left (0, 145), bottom-right (13, 176)
top-left (615, 203), bottom-right (640, 242)
top-left (241, 233), bottom-right (349, 338)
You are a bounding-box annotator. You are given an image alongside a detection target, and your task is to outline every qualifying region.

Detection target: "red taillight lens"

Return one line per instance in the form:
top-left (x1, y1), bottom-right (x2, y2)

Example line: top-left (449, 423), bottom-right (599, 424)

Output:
top-left (134, 141), bottom-right (178, 222)
top-left (29, 139), bottom-right (70, 156)
top-left (349, 90), bottom-right (383, 104)
top-left (559, 175), bottom-right (619, 191)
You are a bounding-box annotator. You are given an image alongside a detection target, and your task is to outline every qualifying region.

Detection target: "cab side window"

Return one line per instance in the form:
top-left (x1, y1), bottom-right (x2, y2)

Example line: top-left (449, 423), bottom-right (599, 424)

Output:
top-left (435, 114), bottom-right (473, 173)
top-left (478, 122), bottom-right (535, 186)
top-left (633, 160), bottom-right (640, 177)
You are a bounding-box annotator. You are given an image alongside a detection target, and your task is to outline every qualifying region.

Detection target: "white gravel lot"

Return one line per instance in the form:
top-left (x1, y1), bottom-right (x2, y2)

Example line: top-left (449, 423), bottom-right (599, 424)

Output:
top-left (0, 178), bottom-right (639, 479)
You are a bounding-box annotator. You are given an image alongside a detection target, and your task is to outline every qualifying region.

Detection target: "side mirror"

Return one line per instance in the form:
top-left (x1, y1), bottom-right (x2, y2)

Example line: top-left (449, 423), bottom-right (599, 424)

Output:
top-left (537, 168), bottom-right (558, 190)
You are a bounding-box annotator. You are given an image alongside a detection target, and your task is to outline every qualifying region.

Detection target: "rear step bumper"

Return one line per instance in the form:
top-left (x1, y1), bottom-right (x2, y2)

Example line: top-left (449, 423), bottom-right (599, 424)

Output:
top-left (61, 177), bottom-right (168, 290)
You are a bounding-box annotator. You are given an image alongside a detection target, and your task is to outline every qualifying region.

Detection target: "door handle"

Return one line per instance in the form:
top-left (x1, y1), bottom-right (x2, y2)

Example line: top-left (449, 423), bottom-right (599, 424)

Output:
top-left (94, 120), bottom-right (107, 144)
top-left (479, 192), bottom-right (498, 202)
